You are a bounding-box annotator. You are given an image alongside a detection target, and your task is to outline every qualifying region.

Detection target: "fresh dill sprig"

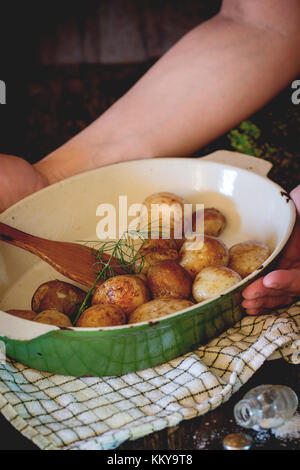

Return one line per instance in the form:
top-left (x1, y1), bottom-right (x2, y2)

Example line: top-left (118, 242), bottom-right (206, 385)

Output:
top-left (72, 225), bottom-right (162, 325)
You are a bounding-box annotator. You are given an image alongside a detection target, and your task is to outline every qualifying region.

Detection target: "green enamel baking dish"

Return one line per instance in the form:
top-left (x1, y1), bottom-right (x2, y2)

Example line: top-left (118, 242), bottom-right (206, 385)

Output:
top-left (0, 151), bottom-right (296, 376)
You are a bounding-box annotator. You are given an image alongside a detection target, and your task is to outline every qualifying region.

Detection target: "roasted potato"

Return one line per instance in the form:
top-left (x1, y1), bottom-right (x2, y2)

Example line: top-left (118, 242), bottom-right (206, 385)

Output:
top-left (192, 266), bottom-right (242, 302)
top-left (134, 238), bottom-right (179, 275)
top-left (147, 260), bottom-right (192, 299)
top-left (128, 297), bottom-right (194, 324)
top-left (133, 272), bottom-right (148, 283)
top-left (76, 304), bottom-right (126, 327)
top-left (191, 208), bottom-right (226, 237)
top-left (34, 309), bottom-right (72, 327)
top-left (92, 274), bottom-right (150, 316)
top-left (139, 192), bottom-right (185, 247)
top-left (5, 309), bottom-right (37, 321)
top-left (179, 235), bottom-right (229, 279)
top-left (31, 280), bottom-right (86, 318)
top-left (228, 240), bottom-right (270, 278)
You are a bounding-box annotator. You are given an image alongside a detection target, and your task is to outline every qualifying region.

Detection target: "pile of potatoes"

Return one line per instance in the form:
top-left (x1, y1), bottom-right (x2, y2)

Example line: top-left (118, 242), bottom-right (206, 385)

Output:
top-left (6, 280), bottom-right (87, 327)
top-left (4, 192), bottom-right (270, 328)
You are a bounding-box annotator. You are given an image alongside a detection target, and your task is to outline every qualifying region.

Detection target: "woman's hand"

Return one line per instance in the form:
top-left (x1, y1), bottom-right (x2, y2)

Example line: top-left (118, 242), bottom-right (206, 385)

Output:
top-left (0, 154), bottom-right (48, 213)
top-left (242, 185), bottom-right (300, 315)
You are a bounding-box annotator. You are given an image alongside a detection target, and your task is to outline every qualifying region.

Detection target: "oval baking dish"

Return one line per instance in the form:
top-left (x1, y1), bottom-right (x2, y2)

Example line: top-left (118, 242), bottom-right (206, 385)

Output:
top-left (0, 151), bottom-right (296, 376)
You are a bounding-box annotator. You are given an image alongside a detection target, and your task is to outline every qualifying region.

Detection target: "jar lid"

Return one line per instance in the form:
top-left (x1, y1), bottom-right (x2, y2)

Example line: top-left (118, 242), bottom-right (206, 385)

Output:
top-left (223, 432), bottom-right (253, 450)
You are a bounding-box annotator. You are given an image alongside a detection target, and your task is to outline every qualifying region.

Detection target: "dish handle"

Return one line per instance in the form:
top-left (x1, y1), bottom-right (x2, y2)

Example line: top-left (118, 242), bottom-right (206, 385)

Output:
top-left (200, 150), bottom-right (273, 177)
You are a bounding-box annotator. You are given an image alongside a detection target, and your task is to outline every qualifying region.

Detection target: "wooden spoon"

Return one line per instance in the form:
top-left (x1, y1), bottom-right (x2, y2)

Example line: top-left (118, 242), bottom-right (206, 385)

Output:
top-left (0, 222), bottom-right (129, 287)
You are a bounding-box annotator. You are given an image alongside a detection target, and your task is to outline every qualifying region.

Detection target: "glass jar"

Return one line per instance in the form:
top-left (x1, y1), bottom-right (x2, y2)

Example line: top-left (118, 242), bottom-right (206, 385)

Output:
top-left (234, 384), bottom-right (298, 429)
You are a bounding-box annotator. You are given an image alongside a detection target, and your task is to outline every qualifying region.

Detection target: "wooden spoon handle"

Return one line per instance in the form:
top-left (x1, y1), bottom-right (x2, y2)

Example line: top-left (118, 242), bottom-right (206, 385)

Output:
top-left (0, 221), bottom-right (61, 256)
top-left (0, 221), bottom-right (44, 250)
top-left (0, 222), bottom-right (131, 287)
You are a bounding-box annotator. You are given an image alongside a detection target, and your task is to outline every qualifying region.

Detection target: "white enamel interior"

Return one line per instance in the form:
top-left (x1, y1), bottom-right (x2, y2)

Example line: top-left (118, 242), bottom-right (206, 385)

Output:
top-left (0, 151), bottom-right (296, 340)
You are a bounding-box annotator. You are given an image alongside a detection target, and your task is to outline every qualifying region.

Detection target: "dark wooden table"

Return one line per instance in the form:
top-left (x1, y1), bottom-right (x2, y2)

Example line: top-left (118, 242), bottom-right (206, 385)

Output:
top-left (0, 359), bottom-right (299, 450)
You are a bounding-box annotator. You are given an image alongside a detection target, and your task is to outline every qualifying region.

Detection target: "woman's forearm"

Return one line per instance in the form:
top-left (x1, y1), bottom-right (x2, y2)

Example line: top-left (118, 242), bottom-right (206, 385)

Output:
top-left (35, 3), bottom-right (300, 184)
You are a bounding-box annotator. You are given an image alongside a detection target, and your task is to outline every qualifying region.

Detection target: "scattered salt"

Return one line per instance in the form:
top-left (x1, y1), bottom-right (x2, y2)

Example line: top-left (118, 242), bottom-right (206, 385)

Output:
top-left (271, 413), bottom-right (300, 441)
top-left (252, 426), bottom-right (270, 444)
top-left (193, 428), bottom-right (222, 449)
top-left (192, 412), bottom-right (300, 449)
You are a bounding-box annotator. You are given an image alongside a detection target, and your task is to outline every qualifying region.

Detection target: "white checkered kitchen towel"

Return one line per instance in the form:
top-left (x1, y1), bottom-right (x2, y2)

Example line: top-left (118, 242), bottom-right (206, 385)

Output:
top-left (0, 302), bottom-right (299, 450)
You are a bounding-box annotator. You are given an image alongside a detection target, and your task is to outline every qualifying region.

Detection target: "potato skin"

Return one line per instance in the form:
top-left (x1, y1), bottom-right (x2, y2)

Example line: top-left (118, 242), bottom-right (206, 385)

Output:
top-left (191, 208), bottom-right (226, 237)
top-left (76, 304), bottom-right (126, 327)
top-left (147, 260), bottom-right (192, 299)
top-left (6, 309), bottom-right (37, 321)
top-left (139, 192), bottom-right (185, 248)
top-left (192, 266), bottom-right (242, 302)
top-left (134, 238), bottom-right (179, 275)
top-left (34, 309), bottom-right (72, 327)
top-left (179, 235), bottom-right (229, 279)
top-left (92, 274), bottom-right (150, 316)
top-left (128, 297), bottom-right (194, 324)
top-left (31, 280), bottom-right (86, 318)
top-left (133, 272), bottom-right (148, 283)
top-left (228, 241), bottom-right (270, 279)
